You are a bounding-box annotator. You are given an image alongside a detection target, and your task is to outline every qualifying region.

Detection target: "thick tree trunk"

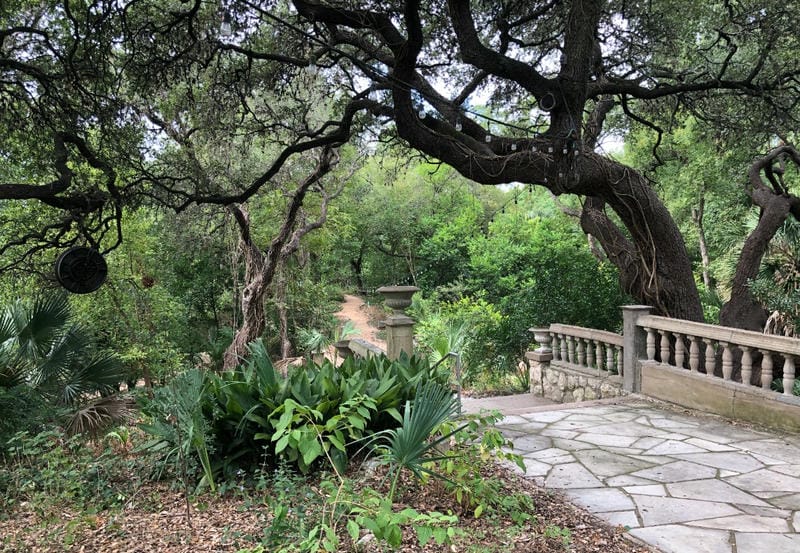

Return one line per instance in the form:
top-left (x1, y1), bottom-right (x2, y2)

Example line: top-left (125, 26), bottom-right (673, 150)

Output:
top-left (719, 146), bottom-right (800, 331)
top-left (223, 206), bottom-right (267, 369)
top-left (576, 166), bottom-right (704, 321)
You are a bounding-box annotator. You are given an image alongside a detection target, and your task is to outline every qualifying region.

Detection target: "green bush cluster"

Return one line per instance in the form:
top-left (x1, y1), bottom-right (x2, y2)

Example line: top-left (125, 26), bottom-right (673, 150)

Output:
top-left (138, 342), bottom-right (450, 487)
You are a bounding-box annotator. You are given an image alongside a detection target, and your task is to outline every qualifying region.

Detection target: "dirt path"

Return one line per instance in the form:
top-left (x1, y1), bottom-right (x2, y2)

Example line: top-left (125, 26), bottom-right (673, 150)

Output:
top-left (334, 294), bottom-right (387, 351)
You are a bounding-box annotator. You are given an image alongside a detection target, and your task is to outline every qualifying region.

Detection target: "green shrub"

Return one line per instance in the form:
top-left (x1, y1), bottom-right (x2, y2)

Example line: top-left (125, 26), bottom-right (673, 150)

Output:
top-left (0, 386), bottom-right (60, 448)
top-left (139, 342), bottom-right (451, 482)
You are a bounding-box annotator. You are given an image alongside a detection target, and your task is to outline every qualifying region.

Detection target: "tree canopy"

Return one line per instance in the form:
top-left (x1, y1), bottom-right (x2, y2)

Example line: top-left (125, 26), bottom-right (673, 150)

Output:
top-left (2, 0), bottom-right (800, 329)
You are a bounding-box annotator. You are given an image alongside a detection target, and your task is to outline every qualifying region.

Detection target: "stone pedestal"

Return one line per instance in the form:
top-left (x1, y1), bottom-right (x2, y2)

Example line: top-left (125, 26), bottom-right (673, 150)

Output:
top-left (377, 285), bottom-right (419, 361)
top-left (622, 305), bottom-right (652, 393)
top-left (384, 314), bottom-right (415, 360)
top-left (527, 350), bottom-right (553, 394)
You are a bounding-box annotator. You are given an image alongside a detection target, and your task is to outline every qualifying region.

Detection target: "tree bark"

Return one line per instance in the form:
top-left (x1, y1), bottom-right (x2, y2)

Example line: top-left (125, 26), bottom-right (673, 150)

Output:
top-left (276, 266), bottom-right (292, 359)
top-left (222, 147), bottom-right (339, 370)
top-left (719, 146), bottom-right (800, 331)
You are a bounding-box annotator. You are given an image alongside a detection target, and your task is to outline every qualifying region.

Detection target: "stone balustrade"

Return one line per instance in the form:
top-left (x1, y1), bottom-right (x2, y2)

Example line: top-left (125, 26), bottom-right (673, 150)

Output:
top-left (637, 313), bottom-right (800, 395)
top-left (528, 324), bottom-right (625, 403)
top-left (526, 306), bottom-right (800, 431)
top-left (547, 323), bottom-right (624, 377)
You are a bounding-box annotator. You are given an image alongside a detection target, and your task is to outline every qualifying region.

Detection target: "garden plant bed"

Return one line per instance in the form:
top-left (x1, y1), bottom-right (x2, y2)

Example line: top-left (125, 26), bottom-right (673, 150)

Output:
top-left (1, 462), bottom-right (653, 553)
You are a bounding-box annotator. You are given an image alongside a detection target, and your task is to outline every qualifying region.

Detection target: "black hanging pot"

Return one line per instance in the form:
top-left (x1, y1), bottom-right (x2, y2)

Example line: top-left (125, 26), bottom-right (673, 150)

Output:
top-left (55, 247), bottom-right (108, 294)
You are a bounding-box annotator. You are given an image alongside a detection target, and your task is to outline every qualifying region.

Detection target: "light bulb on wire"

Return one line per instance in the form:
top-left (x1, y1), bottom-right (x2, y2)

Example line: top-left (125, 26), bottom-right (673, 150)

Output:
top-left (220, 10), bottom-right (233, 36)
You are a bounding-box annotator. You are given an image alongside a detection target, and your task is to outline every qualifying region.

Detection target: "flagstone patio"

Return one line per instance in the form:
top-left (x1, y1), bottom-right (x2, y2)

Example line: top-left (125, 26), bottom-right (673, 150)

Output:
top-left (464, 396), bottom-right (800, 553)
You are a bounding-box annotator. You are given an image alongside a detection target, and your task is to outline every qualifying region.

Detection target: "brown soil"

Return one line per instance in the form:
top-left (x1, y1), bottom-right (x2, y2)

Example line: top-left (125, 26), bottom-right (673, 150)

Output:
top-left (334, 294), bottom-right (387, 351)
top-left (0, 464), bottom-right (654, 553)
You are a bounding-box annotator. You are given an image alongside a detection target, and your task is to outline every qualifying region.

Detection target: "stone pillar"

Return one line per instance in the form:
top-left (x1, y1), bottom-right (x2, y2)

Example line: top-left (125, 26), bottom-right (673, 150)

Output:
top-left (622, 305), bottom-right (652, 393)
top-left (377, 286), bottom-right (419, 360)
top-left (527, 328), bottom-right (553, 395)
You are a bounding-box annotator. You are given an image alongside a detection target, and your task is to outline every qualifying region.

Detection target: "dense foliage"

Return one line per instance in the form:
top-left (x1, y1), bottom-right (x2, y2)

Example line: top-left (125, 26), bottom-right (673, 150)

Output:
top-left (138, 345), bottom-right (451, 484)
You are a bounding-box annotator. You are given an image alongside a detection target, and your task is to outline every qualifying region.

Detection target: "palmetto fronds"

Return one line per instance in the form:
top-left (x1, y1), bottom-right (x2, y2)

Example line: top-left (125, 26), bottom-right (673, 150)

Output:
top-left (66, 395), bottom-right (137, 438)
top-left (371, 380), bottom-right (465, 500)
top-left (0, 293), bottom-right (128, 404)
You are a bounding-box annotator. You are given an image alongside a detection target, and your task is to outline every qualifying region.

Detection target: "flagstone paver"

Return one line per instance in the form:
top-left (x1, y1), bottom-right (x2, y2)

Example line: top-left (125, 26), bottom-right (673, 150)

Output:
top-left (471, 397), bottom-right (800, 553)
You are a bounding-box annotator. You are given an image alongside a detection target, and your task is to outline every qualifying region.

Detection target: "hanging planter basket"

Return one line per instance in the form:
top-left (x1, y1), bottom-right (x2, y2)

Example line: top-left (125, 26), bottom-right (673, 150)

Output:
top-left (55, 247), bottom-right (108, 294)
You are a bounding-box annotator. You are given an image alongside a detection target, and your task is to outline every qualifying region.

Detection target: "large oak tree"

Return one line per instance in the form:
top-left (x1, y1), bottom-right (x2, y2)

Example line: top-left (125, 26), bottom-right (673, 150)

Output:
top-left (2, 0), bottom-right (800, 332)
top-left (281, 0), bottom-right (800, 326)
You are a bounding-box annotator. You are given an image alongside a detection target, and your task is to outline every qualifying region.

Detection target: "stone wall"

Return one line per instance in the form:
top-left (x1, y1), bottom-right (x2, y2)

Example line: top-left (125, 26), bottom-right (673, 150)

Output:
top-left (528, 352), bottom-right (624, 403)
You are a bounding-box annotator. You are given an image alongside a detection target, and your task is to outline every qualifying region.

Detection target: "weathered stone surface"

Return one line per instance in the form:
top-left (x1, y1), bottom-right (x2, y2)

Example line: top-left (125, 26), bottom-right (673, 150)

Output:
top-left (564, 488), bottom-right (635, 512)
top-left (687, 514), bottom-right (790, 532)
top-left (631, 495), bottom-right (741, 526)
top-left (629, 525), bottom-right (732, 553)
top-left (600, 381), bottom-right (620, 397)
top-left (488, 397), bottom-right (800, 553)
top-left (735, 533), bottom-right (800, 553)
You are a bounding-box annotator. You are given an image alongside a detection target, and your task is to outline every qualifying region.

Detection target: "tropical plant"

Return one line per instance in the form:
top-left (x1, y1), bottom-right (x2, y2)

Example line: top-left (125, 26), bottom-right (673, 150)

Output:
top-left (138, 369), bottom-right (216, 492)
top-left (0, 293), bottom-right (130, 437)
top-left (370, 380), bottom-right (465, 501)
top-left (139, 340), bottom-right (452, 481)
top-left (296, 320), bottom-right (359, 361)
top-left (750, 219), bottom-right (800, 335)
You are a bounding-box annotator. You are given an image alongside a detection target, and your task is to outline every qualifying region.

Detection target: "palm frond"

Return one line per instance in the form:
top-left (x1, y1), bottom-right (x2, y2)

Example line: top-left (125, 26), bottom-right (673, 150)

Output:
top-left (65, 395), bottom-right (136, 438)
top-left (58, 354), bottom-right (129, 405)
top-left (0, 306), bottom-right (17, 345)
top-left (34, 326), bottom-right (91, 389)
top-left (379, 380), bottom-right (463, 482)
top-left (16, 293), bottom-right (70, 360)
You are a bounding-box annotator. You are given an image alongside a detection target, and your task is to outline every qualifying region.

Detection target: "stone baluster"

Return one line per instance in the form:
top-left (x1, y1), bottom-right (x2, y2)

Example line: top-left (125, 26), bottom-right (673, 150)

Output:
top-left (552, 334), bottom-right (561, 361)
top-left (720, 342), bottom-right (733, 380)
top-left (577, 339), bottom-right (586, 367)
top-left (760, 350), bottom-right (773, 390)
top-left (740, 346), bottom-right (753, 386)
top-left (688, 336), bottom-right (700, 372)
top-left (659, 330), bottom-right (670, 365)
top-left (615, 345), bottom-right (623, 376)
top-left (606, 345), bottom-right (615, 374)
top-left (594, 340), bottom-right (603, 375)
top-left (567, 335), bottom-right (576, 363)
top-left (644, 327), bottom-right (656, 361)
top-left (674, 333), bottom-right (685, 369)
top-left (584, 339), bottom-right (593, 370)
top-left (783, 355), bottom-right (796, 396)
top-left (560, 334), bottom-right (568, 362)
top-left (703, 339), bottom-right (716, 377)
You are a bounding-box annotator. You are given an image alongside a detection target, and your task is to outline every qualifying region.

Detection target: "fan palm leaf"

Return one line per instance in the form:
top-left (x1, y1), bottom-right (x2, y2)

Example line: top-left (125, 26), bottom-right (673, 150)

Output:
top-left (65, 394), bottom-right (136, 438)
top-left (0, 293), bottom-right (127, 404)
top-left (59, 354), bottom-right (129, 405)
top-left (372, 380), bottom-right (466, 500)
top-left (14, 293), bottom-right (71, 360)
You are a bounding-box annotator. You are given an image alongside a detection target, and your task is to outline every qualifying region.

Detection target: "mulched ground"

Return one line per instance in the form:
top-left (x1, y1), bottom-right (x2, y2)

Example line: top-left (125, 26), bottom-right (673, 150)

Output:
top-left (0, 463), bottom-right (655, 553)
